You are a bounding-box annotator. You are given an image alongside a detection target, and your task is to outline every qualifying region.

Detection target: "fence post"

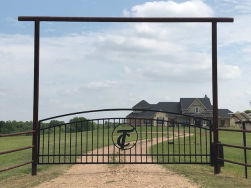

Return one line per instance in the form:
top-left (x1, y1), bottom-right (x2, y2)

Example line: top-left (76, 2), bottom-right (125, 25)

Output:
top-left (242, 121), bottom-right (248, 178)
top-left (32, 20), bottom-right (40, 176)
top-left (212, 21), bottom-right (220, 174)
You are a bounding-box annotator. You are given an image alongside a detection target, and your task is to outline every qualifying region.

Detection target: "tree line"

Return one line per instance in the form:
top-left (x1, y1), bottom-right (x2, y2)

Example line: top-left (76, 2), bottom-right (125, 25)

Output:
top-left (0, 117), bottom-right (112, 134)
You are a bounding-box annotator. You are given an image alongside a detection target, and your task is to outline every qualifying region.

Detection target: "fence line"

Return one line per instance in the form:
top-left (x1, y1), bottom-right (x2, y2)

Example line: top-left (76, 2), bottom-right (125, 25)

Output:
top-left (217, 121), bottom-right (251, 179)
top-left (0, 130), bottom-right (35, 173)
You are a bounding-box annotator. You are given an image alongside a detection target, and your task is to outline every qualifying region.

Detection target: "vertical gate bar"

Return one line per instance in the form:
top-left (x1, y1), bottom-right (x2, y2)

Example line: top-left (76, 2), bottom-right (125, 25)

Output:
top-left (189, 123), bottom-right (191, 163)
top-left (212, 21), bottom-right (220, 174)
top-left (151, 120), bottom-right (153, 163)
top-left (108, 119), bottom-right (110, 164)
top-left (86, 121), bottom-right (88, 163)
top-left (32, 20), bottom-right (40, 176)
top-left (146, 120), bottom-right (148, 163)
top-left (167, 121), bottom-right (169, 163)
top-left (59, 125), bottom-right (61, 163)
top-left (209, 121), bottom-right (212, 164)
top-left (157, 119), bottom-right (159, 163)
top-left (38, 123), bottom-right (40, 164)
top-left (205, 128), bottom-right (208, 163)
top-left (130, 119), bottom-right (132, 163)
top-left (97, 120), bottom-right (99, 163)
top-left (64, 124), bottom-right (66, 163)
top-left (183, 124), bottom-right (186, 162)
top-left (48, 126), bottom-right (50, 163)
top-left (53, 126), bottom-right (55, 163)
top-left (80, 121), bottom-right (83, 163)
top-left (70, 124), bottom-right (72, 163)
top-left (200, 127), bottom-right (202, 163)
top-left (172, 122), bottom-right (175, 162)
top-left (178, 123), bottom-right (180, 163)
top-left (162, 120), bottom-right (164, 163)
top-left (194, 126), bottom-right (197, 162)
top-left (123, 119), bottom-right (126, 164)
top-left (42, 129), bottom-right (44, 163)
top-left (103, 119), bottom-right (105, 163)
top-left (242, 122), bottom-right (248, 178)
top-left (134, 119), bottom-right (137, 163)
top-left (119, 119), bottom-right (121, 163)
top-left (141, 119), bottom-right (143, 163)
top-left (92, 120), bottom-right (94, 163)
top-left (113, 119), bottom-right (115, 163)
top-left (75, 122), bottom-right (77, 163)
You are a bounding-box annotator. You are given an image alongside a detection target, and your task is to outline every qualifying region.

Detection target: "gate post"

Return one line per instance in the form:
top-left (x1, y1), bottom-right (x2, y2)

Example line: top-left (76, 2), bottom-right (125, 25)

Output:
top-left (32, 20), bottom-right (40, 176)
top-left (212, 21), bottom-right (220, 174)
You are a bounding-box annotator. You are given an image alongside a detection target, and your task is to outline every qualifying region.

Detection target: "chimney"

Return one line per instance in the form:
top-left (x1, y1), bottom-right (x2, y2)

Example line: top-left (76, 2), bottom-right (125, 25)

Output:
top-left (204, 94), bottom-right (208, 98)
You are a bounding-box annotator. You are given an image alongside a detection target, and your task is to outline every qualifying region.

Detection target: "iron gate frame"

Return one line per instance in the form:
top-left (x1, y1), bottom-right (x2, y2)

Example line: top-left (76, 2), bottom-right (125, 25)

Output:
top-left (18, 16), bottom-right (234, 175)
top-left (37, 108), bottom-right (213, 165)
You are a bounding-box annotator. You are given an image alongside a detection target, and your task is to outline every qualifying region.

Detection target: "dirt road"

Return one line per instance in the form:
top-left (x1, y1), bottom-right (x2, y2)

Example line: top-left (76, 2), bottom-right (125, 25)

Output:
top-left (36, 135), bottom-right (197, 188)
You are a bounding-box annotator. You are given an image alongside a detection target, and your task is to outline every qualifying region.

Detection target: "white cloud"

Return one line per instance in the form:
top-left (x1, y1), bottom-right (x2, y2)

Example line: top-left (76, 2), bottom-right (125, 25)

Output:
top-left (86, 80), bottom-right (118, 89)
top-left (0, 0), bottom-right (249, 120)
top-left (125, 0), bottom-right (213, 17)
top-left (219, 64), bottom-right (241, 80)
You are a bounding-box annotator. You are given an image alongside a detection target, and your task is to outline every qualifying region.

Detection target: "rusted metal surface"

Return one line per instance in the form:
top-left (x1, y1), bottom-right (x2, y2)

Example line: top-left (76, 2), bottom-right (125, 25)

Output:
top-left (0, 146), bottom-right (34, 155)
top-left (242, 122), bottom-right (248, 178)
top-left (0, 161), bottom-right (33, 173)
top-left (212, 22), bottom-right (220, 174)
top-left (218, 158), bottom-right (251, 168)
top-left (32, 20), bottom-right (40, 176)
top-left (218, 143), bottom-right (251, 150)
top-left (18, 16), bottom-right (234, 22)
top-left (0, 130), bottom-right (35, 137)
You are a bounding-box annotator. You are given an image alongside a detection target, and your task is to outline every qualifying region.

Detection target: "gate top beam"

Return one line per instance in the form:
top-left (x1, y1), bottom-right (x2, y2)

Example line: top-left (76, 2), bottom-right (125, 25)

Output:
top-left (18, 16), bottom-right (233, 22)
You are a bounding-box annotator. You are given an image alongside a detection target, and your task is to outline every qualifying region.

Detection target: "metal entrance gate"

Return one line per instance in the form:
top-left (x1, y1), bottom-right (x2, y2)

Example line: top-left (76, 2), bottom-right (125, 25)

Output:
top-left (38, 109), bottom-right (212, 165)
top-left (17, 16), bottom-right (234, 175)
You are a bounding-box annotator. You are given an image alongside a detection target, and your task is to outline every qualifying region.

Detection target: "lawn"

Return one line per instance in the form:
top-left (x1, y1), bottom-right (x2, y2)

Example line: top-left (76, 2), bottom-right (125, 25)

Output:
top-left (151, 127), bottom-right (251, 188)
top-left (1, 123), bottom-right (251, 188)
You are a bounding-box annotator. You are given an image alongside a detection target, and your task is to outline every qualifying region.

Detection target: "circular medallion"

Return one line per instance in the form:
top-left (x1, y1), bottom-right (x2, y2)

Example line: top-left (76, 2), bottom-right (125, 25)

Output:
top-left (112, 124), bottom-right (138, 150)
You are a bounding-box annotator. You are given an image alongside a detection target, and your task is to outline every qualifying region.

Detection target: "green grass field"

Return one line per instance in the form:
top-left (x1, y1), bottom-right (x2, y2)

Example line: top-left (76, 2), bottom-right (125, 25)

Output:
top-left (1, 124), bottom-right (251, 188)
top-left (151, 127), bottom-right (251, 187)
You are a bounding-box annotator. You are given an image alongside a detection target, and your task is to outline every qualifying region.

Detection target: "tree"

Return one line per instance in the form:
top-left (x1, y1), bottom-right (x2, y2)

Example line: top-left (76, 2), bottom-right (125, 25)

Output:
top-left (244, 110), bottom-right (251, 114)
top-left (69, 117), bottom-right (93, 132)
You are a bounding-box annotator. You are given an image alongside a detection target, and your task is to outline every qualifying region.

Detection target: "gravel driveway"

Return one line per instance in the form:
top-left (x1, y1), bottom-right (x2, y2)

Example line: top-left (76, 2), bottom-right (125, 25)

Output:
top-left (36, 134), bottom-right (197, 188)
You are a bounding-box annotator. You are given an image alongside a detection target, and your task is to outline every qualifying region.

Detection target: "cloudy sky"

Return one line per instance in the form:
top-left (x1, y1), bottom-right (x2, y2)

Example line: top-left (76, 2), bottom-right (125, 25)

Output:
top-left (0, 0), bottom-right (251, 121)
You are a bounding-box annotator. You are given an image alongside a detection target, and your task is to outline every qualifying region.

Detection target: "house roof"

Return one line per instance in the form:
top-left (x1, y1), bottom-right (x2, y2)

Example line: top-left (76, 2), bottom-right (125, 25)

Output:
top-left (132, 100), bottom-right (151, 110)
top-left (126, 111), bottom-right (155, 118)
top-left (218, 109), bottom-right (232, 118)
top-left (180, 98), bottom-right (212, 110)
top-left (128, 96), bottom-right (232, 119)
top-left (152, 102), bottom-right (180, 113)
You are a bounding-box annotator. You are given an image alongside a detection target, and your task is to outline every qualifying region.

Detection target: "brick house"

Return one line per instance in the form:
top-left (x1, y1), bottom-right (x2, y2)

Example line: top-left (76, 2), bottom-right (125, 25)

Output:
top-left (126, 95), bottom-right (232, 127)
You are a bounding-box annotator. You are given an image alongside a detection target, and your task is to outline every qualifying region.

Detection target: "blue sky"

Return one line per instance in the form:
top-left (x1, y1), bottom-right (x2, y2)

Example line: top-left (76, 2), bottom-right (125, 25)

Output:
top-left (0, 0), bottom-right (251, 121)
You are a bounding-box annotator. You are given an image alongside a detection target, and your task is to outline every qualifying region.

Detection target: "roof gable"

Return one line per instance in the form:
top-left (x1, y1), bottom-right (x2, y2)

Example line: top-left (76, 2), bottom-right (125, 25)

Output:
top-left (180, 97), bottom-right (212, 111)
top-left (132, 100), bottom-right (151, 110)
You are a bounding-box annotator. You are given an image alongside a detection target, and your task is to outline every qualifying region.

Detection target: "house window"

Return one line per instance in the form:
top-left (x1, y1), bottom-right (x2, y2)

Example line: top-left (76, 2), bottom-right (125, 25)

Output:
top-left (194, 107), bottom-right (200, 113)
top-left (144, 119), bottom-right (152, 124)
top-left (157, 117), bottom-right (164, 125)
top-left (220, 120), bottom-right (225, 126)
